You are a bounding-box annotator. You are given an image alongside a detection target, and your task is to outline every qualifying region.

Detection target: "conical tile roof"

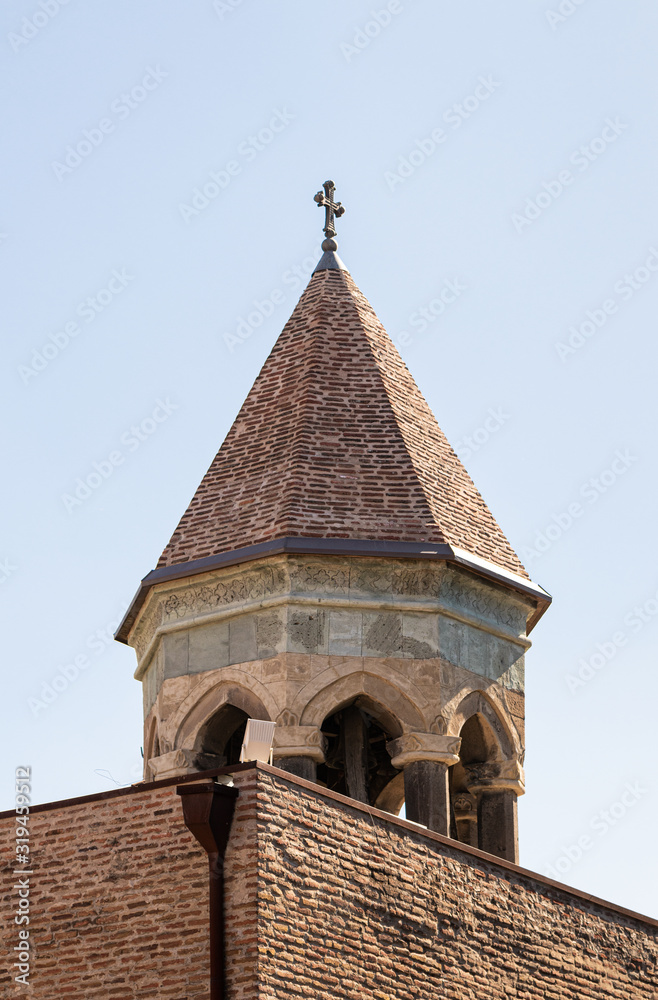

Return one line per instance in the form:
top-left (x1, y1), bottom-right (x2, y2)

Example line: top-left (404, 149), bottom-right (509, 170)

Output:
top-left (156, 262), bottom-right (528, 581)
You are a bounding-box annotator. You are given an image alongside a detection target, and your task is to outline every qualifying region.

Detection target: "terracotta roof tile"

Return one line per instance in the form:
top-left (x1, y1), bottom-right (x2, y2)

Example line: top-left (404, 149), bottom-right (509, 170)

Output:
top-left (157, 266), bottom-right (528, 579)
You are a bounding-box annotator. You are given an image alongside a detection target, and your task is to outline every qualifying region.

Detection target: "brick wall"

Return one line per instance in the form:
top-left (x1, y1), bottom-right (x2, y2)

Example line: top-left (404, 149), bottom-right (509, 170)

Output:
top-left (2, 766), bottom-right (656, 998)
top-left (245, 766), bottom-right (658, 1000)
top-left (0, 782), bottom-right (213, 998)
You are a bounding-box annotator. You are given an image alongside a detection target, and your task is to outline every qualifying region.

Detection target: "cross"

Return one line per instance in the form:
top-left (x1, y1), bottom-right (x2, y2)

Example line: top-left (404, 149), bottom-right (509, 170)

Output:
top-left (314, 180), bottom-right (345, 245)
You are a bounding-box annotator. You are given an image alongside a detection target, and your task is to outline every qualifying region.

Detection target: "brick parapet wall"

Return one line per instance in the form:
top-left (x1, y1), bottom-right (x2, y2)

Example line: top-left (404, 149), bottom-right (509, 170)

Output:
top-left (225, 769), bottom-right (259, 1000)
top-left (249, 766), bottom-right (658, 1000)
top-left (0, 782), bottom-right (212, 998)
top-left (2, 764), bottom-right (656, 998)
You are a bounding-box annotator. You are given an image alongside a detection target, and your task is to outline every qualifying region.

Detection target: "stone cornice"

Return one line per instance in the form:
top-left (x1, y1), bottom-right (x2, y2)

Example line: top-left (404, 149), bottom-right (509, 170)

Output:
top-left (128, 556), bottom-right (534, 677)
top-left (116, 538), bottom-right (551, 646)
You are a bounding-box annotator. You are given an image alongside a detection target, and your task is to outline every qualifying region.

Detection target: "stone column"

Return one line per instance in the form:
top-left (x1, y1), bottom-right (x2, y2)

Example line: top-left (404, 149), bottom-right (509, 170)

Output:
top-left (387, 733), bottom-right (461, 836)
top-left (465, 759), bottom-right (524, 864)
top-left (272, 725), bottom-right (327, 783)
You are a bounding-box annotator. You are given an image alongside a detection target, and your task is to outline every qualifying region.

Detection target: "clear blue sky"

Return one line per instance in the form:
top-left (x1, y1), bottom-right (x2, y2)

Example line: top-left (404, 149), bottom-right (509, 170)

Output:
top-left (2, 0), bottom-right (657, 917)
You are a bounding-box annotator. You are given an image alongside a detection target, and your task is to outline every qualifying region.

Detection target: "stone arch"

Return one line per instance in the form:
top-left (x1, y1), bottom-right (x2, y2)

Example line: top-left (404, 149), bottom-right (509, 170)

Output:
top-left (145, 715), bottom-right (160, 761)
top-left (173, 673), bottom-right (277, 751)
top-left (447, 689), bottom-right (521, 859)
top-left (316, 689), bottom-right (406, 808)
top-left (196, 703), bottom-right (250, 766)
top-left (445, 689), bottom-right (517, 759)
top-left (297, 669), bottom-right (427, 734)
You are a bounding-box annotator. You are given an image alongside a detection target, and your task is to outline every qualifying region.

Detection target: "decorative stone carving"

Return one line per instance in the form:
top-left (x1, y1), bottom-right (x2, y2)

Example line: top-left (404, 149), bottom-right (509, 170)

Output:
top-left (350, 563), bottom-right (442, 598)
top-left (276, 709), bottom-right (299, 726)
top-left (440, 569), bottom-right (529, 634)
top-left (256, 611), bottom-right (285, 652)
top-left (453, 790), bottom-right (478, 847)
top-left (453, 791), bottom-right (477, 819)
top-left (133, 602), bottom-right (165, 661)
top-left (289, 562), bottom-right (350, 593)
top-left (288, 609), bottom-right (327, 653)
top-left (148, 749), bottom-right (198, 780)
top-left (431, 714), bottom-right (448, 735)
top-left (131, 563), bottom-right (289, 660)
top-left (162, 565), bottom-right (288, 622)
top-left (131, 556), bottom-right (528, 675)
top-left (362, 613), bottom-right (438, 659)
top-left (463, 758), bottom-right (525, 796)
top-left (387, 732), bottom-right (461, 769)
top-left (272, 725), bottom-right (327, 763)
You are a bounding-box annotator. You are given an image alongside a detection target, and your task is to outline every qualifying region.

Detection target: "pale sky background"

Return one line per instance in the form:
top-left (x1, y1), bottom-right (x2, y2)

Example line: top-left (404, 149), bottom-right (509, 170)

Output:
top-left (2, 1), bottom-right (657, 917)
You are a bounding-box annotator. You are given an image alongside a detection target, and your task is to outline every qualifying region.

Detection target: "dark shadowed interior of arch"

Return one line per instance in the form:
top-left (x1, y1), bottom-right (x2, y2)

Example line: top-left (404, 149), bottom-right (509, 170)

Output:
top-left (197, 704), bottom-right (248, 767)
top-left (449, 713), bottom-right (499, 845)
top-left (459, 715), bottom-right (495, 765)
top-left (317, 699), bottom-right (399, 806)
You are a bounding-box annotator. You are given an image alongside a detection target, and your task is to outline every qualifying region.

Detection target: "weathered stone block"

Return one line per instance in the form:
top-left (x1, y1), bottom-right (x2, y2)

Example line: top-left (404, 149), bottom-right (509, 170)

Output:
top-left (328, 610), bottom-right (362, 656)
top-left (362, 612), bottom-right (403, 657)
top-left (163, 631), bottom-right (190, 679)
top-left (255, 609), bottom-right (286, 658)
top-left (188, 621), bottom-right (229, 673)
top-left (229, 615), bottom-right (257, 664)
top-left (401, 612), bottom-right (438, 658)
top-left (287, 607), bottom-right (328, 654)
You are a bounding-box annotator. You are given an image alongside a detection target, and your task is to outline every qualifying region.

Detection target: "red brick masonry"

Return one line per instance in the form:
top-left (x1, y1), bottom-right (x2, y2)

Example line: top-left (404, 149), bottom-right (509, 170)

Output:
top-left (157, 268), bottom-right (528, 579)
top-left (2, 764), bottom-right (656, 998)
top-left (0, 783), bottom-right (211, 998)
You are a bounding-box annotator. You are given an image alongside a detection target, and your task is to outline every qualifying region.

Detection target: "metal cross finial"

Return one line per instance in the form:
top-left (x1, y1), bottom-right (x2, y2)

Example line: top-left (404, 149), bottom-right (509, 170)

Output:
top-left (314, 180), bottom-right (345, 251)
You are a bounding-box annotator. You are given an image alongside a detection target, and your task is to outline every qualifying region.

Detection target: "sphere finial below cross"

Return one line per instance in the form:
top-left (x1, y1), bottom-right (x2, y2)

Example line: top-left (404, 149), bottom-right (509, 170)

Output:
top-left (314, 180), bottom-right (345, 251)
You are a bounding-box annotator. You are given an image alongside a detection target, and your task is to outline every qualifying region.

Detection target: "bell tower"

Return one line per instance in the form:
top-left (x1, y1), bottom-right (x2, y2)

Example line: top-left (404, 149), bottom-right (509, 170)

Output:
top-left (116, 183), bottom-right (550, 863)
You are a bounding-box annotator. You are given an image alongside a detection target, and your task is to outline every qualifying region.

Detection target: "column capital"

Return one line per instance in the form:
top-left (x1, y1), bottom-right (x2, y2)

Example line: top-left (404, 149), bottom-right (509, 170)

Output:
top-left (272, 725), bottom-right (327, 763)
top-left (148, 749), bottom-right (199, 780)
top-left (464, 758), bottom-right (525, 796)
top-left (387, 732), bottom-right (461, 769)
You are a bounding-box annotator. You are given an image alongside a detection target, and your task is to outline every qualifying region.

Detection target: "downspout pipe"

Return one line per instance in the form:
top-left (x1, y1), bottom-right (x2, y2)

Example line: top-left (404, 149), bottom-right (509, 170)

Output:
top-left (177, 780), bottom-right (239, 1000)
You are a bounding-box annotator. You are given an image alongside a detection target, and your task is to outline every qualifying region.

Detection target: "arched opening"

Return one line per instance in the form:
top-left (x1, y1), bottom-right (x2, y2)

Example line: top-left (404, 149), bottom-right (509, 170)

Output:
top-left (316, 697), bottom-right (400, 806)
top-left (174, 680), bottom-right (273, 756)
top-left (449, 713), bottom-right (499, 847)
top-left (195, 704), bottom-right (249, 768)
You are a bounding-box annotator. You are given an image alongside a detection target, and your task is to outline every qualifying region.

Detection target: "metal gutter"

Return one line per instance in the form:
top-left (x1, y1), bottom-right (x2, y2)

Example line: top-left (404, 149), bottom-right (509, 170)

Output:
top-left (177, 780), bottom-right (239, 1000)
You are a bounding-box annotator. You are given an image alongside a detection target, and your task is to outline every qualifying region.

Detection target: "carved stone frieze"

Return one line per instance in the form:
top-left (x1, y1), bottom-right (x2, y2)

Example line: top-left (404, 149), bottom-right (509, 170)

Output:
top-left (440, 568), bottom-right (529, 635)
top-left (289, 561), bottom-right (350, 593)
top-left (131, 563), bottom-right (288, 660)
top-left (130, 555), bottom-right (529, 666)
top-left (350, 562), bottom-right (442, 598)
top-left (161, 565), bottom-right (288, 622)
top-left (133, 602), bottom-right (165, 662)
